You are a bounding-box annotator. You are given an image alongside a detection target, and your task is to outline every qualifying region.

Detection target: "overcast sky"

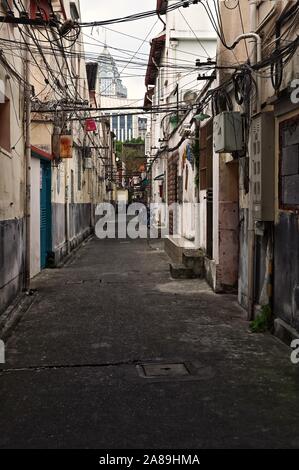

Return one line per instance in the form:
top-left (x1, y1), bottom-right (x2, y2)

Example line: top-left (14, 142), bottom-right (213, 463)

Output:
top-left (79, 0), bottom-right (161, 102)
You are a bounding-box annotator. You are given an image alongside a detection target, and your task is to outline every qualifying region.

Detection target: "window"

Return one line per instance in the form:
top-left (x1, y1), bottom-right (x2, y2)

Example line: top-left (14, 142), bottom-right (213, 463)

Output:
top-left (112, 114), bottom-right (118, 133)
top-left (0, 98), bottom-right (11, 152)
top-left (1, 0), bottom-right (13, 15)
top-left (70, 2), bottom-right (80, 20)
top-left (279, 115), bottom-right (299, 210)
top-left (120, 115), bottom-right (126, 130)
top-left (199, 120), bottom-right (213, 191)
top-left (30, 0), bottom-right (50, 20)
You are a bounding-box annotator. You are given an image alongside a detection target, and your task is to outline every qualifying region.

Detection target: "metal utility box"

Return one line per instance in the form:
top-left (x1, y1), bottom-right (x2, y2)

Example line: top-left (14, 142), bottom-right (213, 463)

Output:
top-left (213, 111), bottom-right (243, 153)
top-left (84, 157), bottom-right (92, 170)
top-left (250, 112), bottom-right (275, 221)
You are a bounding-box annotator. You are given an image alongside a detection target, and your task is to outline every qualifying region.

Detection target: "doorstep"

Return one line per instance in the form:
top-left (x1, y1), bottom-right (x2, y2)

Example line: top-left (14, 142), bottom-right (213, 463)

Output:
top-left (164, 235), bottom-right (198, 264)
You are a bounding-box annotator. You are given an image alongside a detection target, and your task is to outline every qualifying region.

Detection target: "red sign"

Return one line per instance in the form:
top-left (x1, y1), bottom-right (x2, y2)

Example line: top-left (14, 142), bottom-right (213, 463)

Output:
top-left (60, 135), bottom-right (73, 159)
top-left (85, 118), bottom-right (97, 132)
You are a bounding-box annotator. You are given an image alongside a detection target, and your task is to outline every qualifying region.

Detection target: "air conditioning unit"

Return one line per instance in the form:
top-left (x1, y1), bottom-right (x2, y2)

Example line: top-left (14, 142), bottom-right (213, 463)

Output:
top-left (213, 111), bottom-right (244, 153)
top-left (250, 112), bottom-right (275, 222)
top-left (182, 90), bottom-right (198, 106)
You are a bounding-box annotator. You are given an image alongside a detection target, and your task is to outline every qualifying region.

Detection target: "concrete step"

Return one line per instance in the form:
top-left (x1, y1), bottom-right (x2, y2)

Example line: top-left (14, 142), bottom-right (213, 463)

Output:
top-left (170, 263), bottom-right (197, 280)
top-left (182, 250), bottom-right (205, 278)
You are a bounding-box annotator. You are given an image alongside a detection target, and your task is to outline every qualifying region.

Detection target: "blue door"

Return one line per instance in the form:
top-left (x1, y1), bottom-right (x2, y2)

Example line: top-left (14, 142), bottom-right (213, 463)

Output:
top-left (40, 160), bottom-right (52, 269)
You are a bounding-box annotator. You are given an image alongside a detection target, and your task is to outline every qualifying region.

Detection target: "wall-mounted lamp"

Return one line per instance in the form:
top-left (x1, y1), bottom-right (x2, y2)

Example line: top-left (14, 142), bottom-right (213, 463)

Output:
top-left (193, 113), bottom-right (211, 122)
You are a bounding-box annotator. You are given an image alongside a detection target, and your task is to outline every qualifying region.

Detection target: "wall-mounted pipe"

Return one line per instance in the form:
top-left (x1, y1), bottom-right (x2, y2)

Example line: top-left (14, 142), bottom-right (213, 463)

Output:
top-left (227, 3), bottom-right (262, 319)
top-left (248, 1), bottom-right (259, 320)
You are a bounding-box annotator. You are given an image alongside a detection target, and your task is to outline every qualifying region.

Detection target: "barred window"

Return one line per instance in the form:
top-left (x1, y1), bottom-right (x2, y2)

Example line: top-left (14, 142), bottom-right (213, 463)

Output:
top-left (279, 115), bottom-right (299, 210)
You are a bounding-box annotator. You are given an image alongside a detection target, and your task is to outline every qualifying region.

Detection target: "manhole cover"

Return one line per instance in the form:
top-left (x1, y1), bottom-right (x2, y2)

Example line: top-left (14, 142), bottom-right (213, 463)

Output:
top-left (137, 363), bottom-right (190, 378)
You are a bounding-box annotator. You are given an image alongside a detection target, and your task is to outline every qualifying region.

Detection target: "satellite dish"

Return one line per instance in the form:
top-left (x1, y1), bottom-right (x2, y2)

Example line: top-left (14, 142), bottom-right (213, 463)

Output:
top-left (183, 90), bottom-right (198, 106)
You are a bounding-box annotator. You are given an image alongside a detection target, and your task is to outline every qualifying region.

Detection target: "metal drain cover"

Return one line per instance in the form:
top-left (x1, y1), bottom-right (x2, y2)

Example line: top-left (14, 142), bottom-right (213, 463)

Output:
top-left (138, 363), bottom-right (190, 378)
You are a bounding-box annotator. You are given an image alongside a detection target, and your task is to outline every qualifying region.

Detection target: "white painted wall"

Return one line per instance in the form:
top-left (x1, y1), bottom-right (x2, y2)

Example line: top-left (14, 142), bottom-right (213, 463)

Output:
top-left (163, 1), bottom-right (216, 103)
top-left (213, 150), bottom-right (220, 264)
top-left (147, 2), bottom-right (217, 248)
top-left (0, 22), bottom-right (25, 223)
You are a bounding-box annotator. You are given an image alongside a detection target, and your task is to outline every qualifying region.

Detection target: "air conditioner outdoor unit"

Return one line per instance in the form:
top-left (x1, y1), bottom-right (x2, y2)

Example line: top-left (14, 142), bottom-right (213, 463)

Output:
top-left (250, 112), bottom-right (275, 222)
top-left (213, 111), bottom-right (244, 153)
top-left (182, 90), bottom-right (198, 106)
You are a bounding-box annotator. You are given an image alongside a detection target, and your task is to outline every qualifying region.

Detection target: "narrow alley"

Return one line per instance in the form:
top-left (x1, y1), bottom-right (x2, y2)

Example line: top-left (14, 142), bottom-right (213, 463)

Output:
top-left (0, 236), bottom-right (298, 449)
top-left (1, 0), bottom-right (299, 454)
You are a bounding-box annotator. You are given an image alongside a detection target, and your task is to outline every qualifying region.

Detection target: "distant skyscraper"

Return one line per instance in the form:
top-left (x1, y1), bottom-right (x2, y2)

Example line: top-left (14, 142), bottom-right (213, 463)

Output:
top-left (98, 45), bottom-right (128, 98)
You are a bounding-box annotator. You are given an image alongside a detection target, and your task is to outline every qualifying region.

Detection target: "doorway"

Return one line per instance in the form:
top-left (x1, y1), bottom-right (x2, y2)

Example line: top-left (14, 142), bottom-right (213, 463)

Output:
top-left (40, 160), bottom-right (52, 269)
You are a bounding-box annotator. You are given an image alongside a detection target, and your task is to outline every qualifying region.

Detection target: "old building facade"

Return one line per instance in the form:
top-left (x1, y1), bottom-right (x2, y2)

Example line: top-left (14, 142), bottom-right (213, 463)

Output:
top-left (0, 6), bottom-right (27, 313)
top-left (0, 0), bottom-right (111, 314)
top-left (147, 0), bottom-right (299, 337)
top-left (145, 0), bottom-right (217, 254)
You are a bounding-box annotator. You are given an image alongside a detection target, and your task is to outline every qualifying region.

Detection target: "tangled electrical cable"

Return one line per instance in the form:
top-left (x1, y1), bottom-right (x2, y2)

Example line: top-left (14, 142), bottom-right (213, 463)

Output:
top-left (79, 0), bottom-right (197, 28)
top-left (252, 35), bottom-right (299, 88)
top-left (58, 20), bottom-right (81, 45)
top-left (233, 68), bottom-right (254, 106)
top-left (211, 88), bottom-right (233, 116)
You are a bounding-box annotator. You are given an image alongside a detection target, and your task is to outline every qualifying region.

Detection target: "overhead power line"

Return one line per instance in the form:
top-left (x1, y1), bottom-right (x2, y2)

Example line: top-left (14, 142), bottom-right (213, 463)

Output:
top-left (79, 1), bottom-right (197, 28)
top-left (0, 1), bottom-right (197, 28)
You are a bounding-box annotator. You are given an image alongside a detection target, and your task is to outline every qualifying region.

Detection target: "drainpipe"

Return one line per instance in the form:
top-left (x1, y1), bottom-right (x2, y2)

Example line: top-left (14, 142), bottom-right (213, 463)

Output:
top-left (60, 109), bottom-right (70, 256)
top-left (249, 0), bottom-right (258, 42)
top-left (230, 32), bottom-right (262, 111)
top-left (228, 4), bottom-right (262, 319)
top-left (65, 159), bottom-right (70, 255)
top-left (24, 34), bottom-right (31, 292)
top-left (248, 0), bottom-right (260, 320)
top-left (194, 122), bottom-right (201, 250)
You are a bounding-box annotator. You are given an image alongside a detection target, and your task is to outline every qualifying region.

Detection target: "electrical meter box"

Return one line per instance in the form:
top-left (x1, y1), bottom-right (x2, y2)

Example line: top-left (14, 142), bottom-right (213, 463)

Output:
top-left (251, 112), bottom-right (275, 221)
top-left (213, 111), bottom-right (244, 153)
top-left (84, 158), bottom-right (92, 170)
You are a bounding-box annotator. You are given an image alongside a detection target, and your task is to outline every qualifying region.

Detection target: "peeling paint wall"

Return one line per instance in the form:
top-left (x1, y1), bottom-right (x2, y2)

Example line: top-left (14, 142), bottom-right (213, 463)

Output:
top-left (274, 211), bottom-right (299, 330)
top-left (0, 20), bottom-right (26, 314)
top-left (217, 157), bottom-right (239, 290)
top-left (238, 209), bottom-right (249, 309)
top-left (69, 203), bottom-right (92, 242)
top-left (29, 0), bottom-right (107, 270)
top-left (0, 219), bottom-right (25, 313)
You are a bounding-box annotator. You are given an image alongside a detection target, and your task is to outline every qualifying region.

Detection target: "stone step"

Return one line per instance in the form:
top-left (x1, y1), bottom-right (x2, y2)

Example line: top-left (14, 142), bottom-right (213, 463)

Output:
top-left (182, 251), bottom-right (205, 277)
top-left (170, 263), bottom-right (197, 280)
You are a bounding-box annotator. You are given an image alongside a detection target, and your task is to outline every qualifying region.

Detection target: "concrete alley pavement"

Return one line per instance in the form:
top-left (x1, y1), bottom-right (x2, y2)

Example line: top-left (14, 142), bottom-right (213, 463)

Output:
top-left (0, 236), bottom-right (299, 449)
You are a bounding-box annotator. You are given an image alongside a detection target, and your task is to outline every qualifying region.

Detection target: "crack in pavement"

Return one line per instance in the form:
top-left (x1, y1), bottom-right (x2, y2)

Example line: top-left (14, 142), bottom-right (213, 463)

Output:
top-left (0, 358), bottom-right (182, 374)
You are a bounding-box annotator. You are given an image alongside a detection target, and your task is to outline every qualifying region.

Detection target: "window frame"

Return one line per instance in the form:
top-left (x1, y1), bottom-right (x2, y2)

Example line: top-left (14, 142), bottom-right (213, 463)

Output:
top-left (279, 114), bottom-right (299, 212)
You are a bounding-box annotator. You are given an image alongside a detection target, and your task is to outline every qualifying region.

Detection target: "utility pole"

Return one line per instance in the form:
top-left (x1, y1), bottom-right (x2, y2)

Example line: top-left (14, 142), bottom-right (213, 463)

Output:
top-left (24, 32), bottom-right (31, 292)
